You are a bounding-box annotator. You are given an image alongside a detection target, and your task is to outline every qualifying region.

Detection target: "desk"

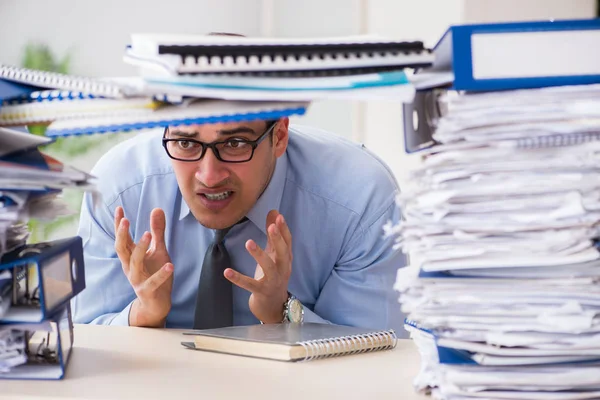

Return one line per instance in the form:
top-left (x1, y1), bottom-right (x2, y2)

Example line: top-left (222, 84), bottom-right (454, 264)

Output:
top-left (2, 324), bottom-right (428, 400)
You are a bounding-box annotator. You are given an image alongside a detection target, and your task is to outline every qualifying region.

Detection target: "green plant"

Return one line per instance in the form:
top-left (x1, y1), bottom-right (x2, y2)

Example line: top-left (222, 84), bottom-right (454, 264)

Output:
top-left (22, 43), bottom-right (124, 242)
top-left (22, 43), bottom-right (71, 74)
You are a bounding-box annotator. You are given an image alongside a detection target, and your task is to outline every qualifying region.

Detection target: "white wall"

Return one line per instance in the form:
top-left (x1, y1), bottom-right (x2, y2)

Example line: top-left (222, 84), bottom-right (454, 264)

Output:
top-left (269, 0), bottom-right (364, 140)
top-left (362, 0), bottom-right (467, 188)
top-left (464, 0), bottom-right (597, 22)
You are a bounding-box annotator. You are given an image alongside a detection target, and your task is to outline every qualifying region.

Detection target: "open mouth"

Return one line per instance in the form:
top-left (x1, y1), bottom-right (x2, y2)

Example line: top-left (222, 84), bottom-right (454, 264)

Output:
top-left (202, 191), bottom-right (233, 201)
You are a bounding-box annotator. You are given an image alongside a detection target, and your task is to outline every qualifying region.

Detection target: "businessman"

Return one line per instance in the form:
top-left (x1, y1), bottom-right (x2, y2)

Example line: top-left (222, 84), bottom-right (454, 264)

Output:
top-left (72, 117), bottom-right (406, 332)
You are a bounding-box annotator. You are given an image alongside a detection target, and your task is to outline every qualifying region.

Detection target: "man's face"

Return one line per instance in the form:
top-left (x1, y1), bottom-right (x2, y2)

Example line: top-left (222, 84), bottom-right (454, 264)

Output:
top-left (165, 118), bottom-right (289, 229)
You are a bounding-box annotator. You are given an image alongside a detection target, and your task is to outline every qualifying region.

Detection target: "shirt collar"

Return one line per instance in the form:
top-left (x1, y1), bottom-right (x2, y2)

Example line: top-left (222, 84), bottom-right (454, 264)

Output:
top-left (177, 153), bottom-right (288, 235)
top-left (246, 152), bottom-right (287, 235)
top-left (178, 192), bottom-right (191, 221)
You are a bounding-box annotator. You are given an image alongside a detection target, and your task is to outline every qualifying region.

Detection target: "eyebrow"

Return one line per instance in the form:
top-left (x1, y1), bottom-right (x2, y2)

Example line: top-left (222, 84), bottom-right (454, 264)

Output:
top-left (217, 127), bottom-right (259, 136)
top-left (167, 126), bottom-right (259, 139)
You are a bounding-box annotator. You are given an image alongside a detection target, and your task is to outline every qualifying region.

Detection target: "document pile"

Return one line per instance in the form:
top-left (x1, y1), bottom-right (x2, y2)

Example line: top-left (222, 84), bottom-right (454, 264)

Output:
top-left (0, 34), bottom-right (432, 138)
top-left (389, 83), bottom-right (600, 400)
top-left (123, 34), bottom-right (432, 102)
top-left (0, 127), bottom-right (90, 379)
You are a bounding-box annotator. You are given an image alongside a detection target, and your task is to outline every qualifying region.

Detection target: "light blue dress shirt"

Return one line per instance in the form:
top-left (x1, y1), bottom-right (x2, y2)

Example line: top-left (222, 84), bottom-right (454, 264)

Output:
top-left (72, 124), bottom-right (407, 334)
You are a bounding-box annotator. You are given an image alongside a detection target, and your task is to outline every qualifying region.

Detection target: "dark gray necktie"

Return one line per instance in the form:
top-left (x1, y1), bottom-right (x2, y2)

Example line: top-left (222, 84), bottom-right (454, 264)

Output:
top-left (193, 218), bottom-right (247, 329)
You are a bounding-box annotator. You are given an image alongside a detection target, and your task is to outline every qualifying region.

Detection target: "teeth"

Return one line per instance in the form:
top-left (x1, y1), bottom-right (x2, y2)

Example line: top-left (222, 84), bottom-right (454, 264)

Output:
top-left (205, 191), bottom-right (231, 201)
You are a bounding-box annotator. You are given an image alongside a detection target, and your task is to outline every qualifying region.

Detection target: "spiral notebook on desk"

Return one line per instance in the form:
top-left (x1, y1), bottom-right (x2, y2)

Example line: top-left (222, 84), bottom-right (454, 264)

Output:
top-left (181, 322), bottom-right (397, 362)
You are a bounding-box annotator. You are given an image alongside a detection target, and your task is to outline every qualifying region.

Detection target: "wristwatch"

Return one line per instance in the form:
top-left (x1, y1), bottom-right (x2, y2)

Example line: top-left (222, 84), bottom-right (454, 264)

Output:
top-left (282, 292), bottom-right (304, 323)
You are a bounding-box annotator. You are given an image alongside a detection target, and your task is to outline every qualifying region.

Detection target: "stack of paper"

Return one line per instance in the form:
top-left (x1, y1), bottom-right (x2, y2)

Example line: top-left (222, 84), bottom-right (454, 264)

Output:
top-left (388, 84), bottom-right (600, 400)
top-left (0, 127), bottom-right (91, 378)
top-left (0, 126), bottom-right (93, 304)
top-left (0, 67), bottom-right (309, 138)
top-left (0, 34), bottom-right (431, 137)
top-left (0, 327), bottom-right (26, 373)
top-left (124, 34), bottom-right (432, 102)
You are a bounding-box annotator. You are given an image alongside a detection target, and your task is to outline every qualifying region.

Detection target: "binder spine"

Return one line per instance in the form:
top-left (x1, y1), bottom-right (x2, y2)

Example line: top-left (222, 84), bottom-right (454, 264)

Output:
top-left (299, 329), bottom-right (397, 361)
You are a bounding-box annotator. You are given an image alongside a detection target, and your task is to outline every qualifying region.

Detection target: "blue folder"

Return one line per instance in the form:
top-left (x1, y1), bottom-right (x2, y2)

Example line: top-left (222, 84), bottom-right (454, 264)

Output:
top-left (0, 237), bottom-right (85, 324)
top-left (0, 79), bottom-right (40, 103)
top-left (421, 18), bottom-right (600, 92)
top-left (0, 303), bottom-right (74, 380)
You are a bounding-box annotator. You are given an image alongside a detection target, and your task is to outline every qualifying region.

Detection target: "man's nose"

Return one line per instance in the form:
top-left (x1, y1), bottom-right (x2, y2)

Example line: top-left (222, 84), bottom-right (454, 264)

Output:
top-left (194, 148), bottom-right (230, 187)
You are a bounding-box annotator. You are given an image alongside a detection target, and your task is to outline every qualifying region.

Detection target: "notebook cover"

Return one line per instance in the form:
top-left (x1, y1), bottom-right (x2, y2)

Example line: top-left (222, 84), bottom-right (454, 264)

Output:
top-left (183, 322), bottom-right (394, 345)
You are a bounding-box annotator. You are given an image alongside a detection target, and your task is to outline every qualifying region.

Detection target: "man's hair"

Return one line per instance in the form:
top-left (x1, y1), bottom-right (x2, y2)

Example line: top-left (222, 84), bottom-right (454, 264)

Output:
top-left (207, 32), bottom-right (246, 37)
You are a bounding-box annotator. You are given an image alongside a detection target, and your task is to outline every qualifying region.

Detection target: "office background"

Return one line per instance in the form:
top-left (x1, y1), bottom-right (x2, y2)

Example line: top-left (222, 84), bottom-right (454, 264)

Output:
top-left (0, 0), bottom-right (597, 239)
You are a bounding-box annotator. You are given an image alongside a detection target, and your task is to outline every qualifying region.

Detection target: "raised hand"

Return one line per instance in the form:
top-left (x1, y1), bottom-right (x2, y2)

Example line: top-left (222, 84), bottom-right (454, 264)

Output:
top-left (224, 210), bottom-right (292, 323)
top-left (114, 206), bottom-right (174, 327)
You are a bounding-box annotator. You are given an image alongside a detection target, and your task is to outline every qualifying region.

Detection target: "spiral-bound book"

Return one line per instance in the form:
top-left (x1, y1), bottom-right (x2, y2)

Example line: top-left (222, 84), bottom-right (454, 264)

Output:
top-left (126, 34), bottom-right (434, 75)
top-left (0, 96), bottom-right (160, 126)
top-left (0, 64), bottom-right (142, 98)
top-left (181, 322), bottom-right (397, 362)
top-left (44, 100), bottom-right (308, 137)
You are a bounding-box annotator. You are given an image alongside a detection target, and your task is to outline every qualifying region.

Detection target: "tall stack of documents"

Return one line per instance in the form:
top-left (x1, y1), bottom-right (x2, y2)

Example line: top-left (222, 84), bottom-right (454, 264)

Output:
top-left (0, 34), bottom-right (432, 138)
top-left (390, 82), bottom-right (600, 399)
top-left (0, 126), bottom-right (91, 379)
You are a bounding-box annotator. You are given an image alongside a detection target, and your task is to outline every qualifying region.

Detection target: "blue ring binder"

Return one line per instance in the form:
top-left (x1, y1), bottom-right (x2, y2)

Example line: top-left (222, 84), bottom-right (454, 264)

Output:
top-left (0, 237), bottom-right (85, 324)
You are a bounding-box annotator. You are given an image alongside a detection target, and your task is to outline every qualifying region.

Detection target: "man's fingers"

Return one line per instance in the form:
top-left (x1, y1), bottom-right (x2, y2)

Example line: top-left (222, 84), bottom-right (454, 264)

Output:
top-left (265, 209), bottom-right (279, 231)
top-left (276, 214), bottom-right (292, 249)
top-left (115, 219), bottom-right (133, 272)
top-left (114, 206), bottom-right (124, 234)
top-left (130, 231), bottom-right (151, 282)
top-left (150, 208), bottom-right (167, 251)
top-left (114, 207), bottom-right (135, 252)
top-left (265, 210), bottom-right (279, 251)
top-left (245, 240), bottom-right (277, 276)
top-left (224, 268), bottom-right (261, 293)
top-left (139, 263), bottom-right (174, 295)
top-left (268, 223), bottom-right (291, 270)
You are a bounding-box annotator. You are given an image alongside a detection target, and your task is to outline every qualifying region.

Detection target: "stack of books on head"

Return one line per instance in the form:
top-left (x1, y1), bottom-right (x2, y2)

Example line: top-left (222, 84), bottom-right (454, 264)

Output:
top-left (0, 34), bottom-right (433, 138)
top-left (0, 126), bottom-right (91, 379)
top-left (388, 18), bottom-right (600, 400)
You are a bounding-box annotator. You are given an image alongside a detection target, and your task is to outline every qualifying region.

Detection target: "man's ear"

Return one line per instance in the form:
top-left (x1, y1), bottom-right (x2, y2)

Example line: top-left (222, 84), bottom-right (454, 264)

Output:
top-left (273, 118), bottom-right (289, 158)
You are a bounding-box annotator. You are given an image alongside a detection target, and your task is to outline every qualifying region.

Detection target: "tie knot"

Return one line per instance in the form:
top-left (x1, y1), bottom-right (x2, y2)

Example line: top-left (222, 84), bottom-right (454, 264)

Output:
top-left (213, 227), bottom-right (231, 244)
top-left (212, 217), bottom-right (249, 244)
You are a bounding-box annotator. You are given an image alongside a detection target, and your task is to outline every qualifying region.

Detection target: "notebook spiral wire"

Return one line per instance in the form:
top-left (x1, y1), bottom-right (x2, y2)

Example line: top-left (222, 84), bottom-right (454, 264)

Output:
top-left (299, 329), bottom-right (397, 362)
top-left (0, 64), bottom-right (133, 98)
top-left (516, 131), bottom-right (600, 150)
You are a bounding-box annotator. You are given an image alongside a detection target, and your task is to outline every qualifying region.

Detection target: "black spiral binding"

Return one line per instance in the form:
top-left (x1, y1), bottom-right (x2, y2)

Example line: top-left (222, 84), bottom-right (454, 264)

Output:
top-left (157, 41), bottom-right (432, 71)
top-left (158, 41), bottom-right (428, 59)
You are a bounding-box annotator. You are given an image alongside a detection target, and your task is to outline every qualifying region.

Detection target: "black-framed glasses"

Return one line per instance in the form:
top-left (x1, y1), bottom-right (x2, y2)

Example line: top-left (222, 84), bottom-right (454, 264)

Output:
top-left (162, 120), bottom-right (278, 163)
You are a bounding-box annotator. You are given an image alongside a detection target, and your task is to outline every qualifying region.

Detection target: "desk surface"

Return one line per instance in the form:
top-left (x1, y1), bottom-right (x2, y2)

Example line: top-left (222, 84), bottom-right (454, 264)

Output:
top-left (2, 324), bottom-right (427, 400)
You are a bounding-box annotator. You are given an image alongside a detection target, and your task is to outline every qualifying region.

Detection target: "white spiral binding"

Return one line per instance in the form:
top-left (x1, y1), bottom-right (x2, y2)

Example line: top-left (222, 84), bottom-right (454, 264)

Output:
top-left (0, 64), bottom-right (137, 98)
top-left (298, 329), bottom-right (397, 362)
top-left (516, 132), bottom-right (600, 150)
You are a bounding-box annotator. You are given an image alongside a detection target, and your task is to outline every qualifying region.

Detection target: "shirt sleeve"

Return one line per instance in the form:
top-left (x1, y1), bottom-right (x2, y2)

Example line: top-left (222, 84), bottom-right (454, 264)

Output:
top-left (309, 197), bottom-right (408, 335)
top-left (71, 189), bottom-right (136, 326)
top-left (301, 306), bottom-right (330, 324)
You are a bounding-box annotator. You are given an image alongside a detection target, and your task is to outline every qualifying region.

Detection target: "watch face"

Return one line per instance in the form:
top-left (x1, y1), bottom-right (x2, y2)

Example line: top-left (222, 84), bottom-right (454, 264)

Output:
top-left (287, 298), bottom-right (304, 323)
